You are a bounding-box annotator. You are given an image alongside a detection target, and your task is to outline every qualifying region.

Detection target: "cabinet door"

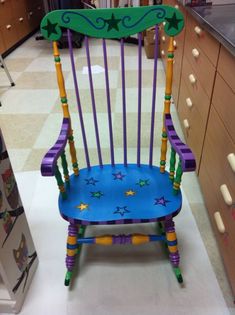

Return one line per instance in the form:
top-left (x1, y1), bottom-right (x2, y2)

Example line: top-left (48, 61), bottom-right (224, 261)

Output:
top-left (0, 0), bottom-right (13, 27)
top-left (0, 21), bottom-right (18, 51)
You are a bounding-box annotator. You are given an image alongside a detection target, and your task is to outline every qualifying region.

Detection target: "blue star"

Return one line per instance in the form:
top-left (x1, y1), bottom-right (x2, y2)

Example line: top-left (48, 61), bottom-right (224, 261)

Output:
top-left (85, 177), bottom-right (99, 186)
top-left (112, 171), bottom-right (126, 181)
top-left (154, 196), bottom-right (170, 207)
top-left (113, 206), bottom-right (130, 217)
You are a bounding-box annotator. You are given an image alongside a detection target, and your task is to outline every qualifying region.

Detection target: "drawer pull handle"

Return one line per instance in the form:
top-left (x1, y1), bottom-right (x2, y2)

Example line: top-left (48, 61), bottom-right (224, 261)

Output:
top-left (214, 212), bottom-right (225, 234)
top-left (220, 184), bottom-right (233, 206)
top-left (38, 6), bottom-right (41, 10)
top-left (189, 74), bottom-right (196, 84)
top-left (186, 97), bottom-right (193, 108)
top-left (6, 25), bottom-right (11, 30)
top-left (162, 36), bottom-right (166, 42)
top-left (161, 50), bottom-right (165, 56)
top-left (163, 21), bottom-right (166, 26)
top-left (173, 40), bottom-right (177, 48)
top-left (174, 4), bottom-right (179, 9)
top-left (0, 0), bottom-right (5, 3)
top-left (183, 119), bottom-right (190, 130)
top-left (192, 48), bottom-right (200, 58)
top-left (194, 26), bottom-right (202, 36)
top-left (227, 153), bottom-right (235, 173)
top-left (19, 17), bottom-right (24, 22)
top-left (29, 11), bottom-right (33, 16)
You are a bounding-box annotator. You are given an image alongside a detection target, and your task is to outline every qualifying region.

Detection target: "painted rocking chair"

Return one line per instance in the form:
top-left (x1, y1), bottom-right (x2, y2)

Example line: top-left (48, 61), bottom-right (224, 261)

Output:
top-left (40, 5), bottom-right (196, 286)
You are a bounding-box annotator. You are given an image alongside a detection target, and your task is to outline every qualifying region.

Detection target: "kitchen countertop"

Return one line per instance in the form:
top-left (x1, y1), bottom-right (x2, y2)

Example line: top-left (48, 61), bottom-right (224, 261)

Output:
top-left (183, 4), bottom-right (235, 56)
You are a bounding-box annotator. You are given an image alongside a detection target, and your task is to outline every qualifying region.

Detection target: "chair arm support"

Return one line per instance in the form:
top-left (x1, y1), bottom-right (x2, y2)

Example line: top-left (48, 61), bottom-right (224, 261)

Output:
top-left (41, 118), bottom-right (70, 176)
top-left (164, 113), bottom-right (196, 172)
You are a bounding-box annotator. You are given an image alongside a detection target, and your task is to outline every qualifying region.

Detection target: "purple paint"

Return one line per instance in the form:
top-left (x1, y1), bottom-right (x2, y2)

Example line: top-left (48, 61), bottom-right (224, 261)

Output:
top-left (120, 38), bottom-right (127, 166)
top-left (149, 25), bottom-right (159, 167)
top-left (137, 32), bottom-right (142, 167)
top-left (164, 113), bottom-right (196, 171)
top-left (41, 118), bottom-right (70, 176)
top-left (85, 36), bottom-right (103, 167)
top-left (66, 223), bottom-right (78, 271)
top-left (113, 234), bottom-right (132, 245)
top-left (103, 39), bottom-right (115, 166)
top-left (67, 29), bottom-right (91, 169)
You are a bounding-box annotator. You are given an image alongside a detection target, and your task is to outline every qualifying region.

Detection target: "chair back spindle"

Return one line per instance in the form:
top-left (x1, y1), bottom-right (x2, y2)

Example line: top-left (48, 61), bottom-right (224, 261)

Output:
top-left (120, 38), bottom-right (127, 166)
top-left (137, 32), bottom-right (142, 167)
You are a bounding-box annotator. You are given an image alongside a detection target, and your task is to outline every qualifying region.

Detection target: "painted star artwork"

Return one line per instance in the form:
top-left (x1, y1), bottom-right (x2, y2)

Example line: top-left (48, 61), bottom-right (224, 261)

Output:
top-left (76, 203), bottom-right (89, 211)
top-left (125, 190), bottom-right (136, 196)
top-left (113, 206), bottom-right (130, 216)
top-left (136, 179), bottom-right (149, 187)
top-left (154, 196), bottom-right (170, 207)
top-left (113, 171), bottom-right (126, 181)
top-left (85, 177), bottom-right (99, 186)
top-left (90, 191), bottom-right (104, 199)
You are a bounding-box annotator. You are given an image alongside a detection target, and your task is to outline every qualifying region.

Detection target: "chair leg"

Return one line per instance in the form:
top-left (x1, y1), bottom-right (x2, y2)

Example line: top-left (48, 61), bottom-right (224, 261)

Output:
top-left (164, 218), bottom-right (183, 284)
top-left (65, 223), bottom-right (79, 286)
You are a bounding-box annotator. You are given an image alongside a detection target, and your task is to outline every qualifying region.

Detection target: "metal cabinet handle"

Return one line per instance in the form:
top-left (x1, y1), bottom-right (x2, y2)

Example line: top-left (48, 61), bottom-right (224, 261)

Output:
top-left (183, 119), bottom-right (190, 130)
top-left (186, 97), bottom-right (193, 108)
top-left (0, 0), bottom-right (5, 4)
top-left (162, 36), bottom-right (166, 42)
top-left (194, 26), bottom-right (202, 36)
top-left (6, 24), bottom-right (11, 30)
top-left (214, 212), bottom-right (226, 234)
top-left (174, 4), bottom-right (179, 9)
top-left (189, 74), bottom-right (196, 84)
top-left (161, 50), bottom-right (165, 56)
top-left (29, 11), bottom-right (33, 16)
top-left (227, 153), bottom-right (235, 173)
top-left (220, 184), bottom-right (233, 206)
top-left (192, 48), bottom-right (200, 58)
top-left (19, 17), bottom-right (24, 22)
top-left (173, 40), bottom-right (177, 48)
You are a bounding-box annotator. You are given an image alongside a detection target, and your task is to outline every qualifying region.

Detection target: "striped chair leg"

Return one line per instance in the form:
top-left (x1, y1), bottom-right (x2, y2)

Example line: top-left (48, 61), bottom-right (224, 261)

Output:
top-left (165, 218), bottom-right (183, 284)
top-left (65, 223), bottom-right (79, 286)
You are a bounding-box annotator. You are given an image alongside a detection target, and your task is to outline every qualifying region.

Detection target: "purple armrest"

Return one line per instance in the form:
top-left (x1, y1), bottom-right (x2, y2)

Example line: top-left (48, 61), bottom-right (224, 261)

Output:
top-left (165, 113), bottom-right (196, 172)
top-left (41, 118), bottom-right (70, 176)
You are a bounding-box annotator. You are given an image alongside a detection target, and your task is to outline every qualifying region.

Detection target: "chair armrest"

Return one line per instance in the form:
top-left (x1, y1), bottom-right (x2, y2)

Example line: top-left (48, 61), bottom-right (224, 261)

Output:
top-left (41, 118), bottom-right (70, 176)
top-left (164, 113), bottom-right (196, 172)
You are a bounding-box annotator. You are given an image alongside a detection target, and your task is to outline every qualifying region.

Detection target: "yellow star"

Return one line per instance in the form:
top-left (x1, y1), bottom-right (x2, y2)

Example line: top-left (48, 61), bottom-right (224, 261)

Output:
top-left (125, 190), bottom-right (136, 196)
top-left (76, 203), bottom-right (89, 211)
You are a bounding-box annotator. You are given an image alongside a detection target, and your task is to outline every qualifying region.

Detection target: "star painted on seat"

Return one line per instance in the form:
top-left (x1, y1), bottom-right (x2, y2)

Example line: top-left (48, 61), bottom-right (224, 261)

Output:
top-left (42, 19), bottom-right (58, 38)
top-left (165, 12), bottom-right (183, 31)
top-left (85, 177), bottom-right (99, 185)
top-left (76, 202), bottom-right (89, 211)
top-left (113, 171), bottom-right (126, 181)
top-left (154, 196), bottom-right (170, 207)
top-left (105, 13), bottom-right (121, 32)
top-left (113, 206), bottom-right (130, 216)
top-left (125, 189), bottom-right (136, 196)
top-left (91, 191), bottom-right (104, 199)
top-left (136, 179), bottom-right (149, 187)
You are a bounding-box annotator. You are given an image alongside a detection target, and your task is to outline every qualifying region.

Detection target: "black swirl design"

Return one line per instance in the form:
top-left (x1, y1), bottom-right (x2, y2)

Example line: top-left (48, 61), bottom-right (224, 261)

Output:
top-left (61, 11), bottom-right (106, 30)
top-left (122, 7), bottom-right (166, 29)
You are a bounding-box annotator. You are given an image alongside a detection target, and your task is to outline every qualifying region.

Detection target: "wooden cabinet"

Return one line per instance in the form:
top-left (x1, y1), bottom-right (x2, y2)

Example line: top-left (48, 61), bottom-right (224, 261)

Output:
top-left (0, 0), bottom-right (45, 55)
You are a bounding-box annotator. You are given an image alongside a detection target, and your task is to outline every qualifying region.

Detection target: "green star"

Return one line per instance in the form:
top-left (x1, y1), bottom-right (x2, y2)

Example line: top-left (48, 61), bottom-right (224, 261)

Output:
top-left (105, 13), bottom-right (121, 32)
top-left (91, 191), bottom-right (104, 199)
top-left (165, 12), bottom-right (182, 31)
top-left (42, 19), bottom-right (58, 38)
top-left (136, 179), bottom-right (149, 188)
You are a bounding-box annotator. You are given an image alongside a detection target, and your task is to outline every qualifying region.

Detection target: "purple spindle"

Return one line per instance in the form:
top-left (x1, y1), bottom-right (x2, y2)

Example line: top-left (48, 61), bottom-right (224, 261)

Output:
top-left (85, 36), bottom-right (103, 167)
top-left (103, 39), bottom-right (115, 166)
top-left (149, 25), bottom-right (159, 167)
top-left (137, 32), bottom-right (142, 167)
top-left (67, 29), bottom-right (91, 169)
top-left (120, 38), bottom-right (127, 166)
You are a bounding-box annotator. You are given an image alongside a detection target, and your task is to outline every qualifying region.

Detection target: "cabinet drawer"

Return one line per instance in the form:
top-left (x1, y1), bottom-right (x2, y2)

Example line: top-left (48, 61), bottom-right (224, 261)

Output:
top-left (181, 54), bottom-right (211, 122)
top-left (212, 73), bottom-right (235, 143)
top-left (186, 14), bottom-right (219, 67)
top-left (178, 75), bottom-right (205, 167)
top-left (217, 45), bottom-right (235, 94)
top-left (0, 20), bottom-right (18, 51)
top-left (199, 162), bottom-right (235, 296)
top-left (16, 13), bottom-right (30, 40)
top-left (11, 0), bottom-right (26, 18)
top-left (0, 0), bottom-right (13, 27)
top-left (0, 29), bottom-right (6, 53)
top-left (184, 29), bottom-right (216, 98)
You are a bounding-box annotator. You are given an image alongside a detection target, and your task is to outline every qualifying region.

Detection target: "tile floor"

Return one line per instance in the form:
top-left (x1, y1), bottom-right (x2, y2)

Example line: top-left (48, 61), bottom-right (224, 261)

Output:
top-left (0, 34), bottom-right (234, 313)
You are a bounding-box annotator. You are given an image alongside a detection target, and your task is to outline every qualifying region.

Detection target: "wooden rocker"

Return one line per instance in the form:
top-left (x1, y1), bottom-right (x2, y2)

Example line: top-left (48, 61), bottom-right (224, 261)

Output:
top-left (40, 5), bottom-right (196, 287)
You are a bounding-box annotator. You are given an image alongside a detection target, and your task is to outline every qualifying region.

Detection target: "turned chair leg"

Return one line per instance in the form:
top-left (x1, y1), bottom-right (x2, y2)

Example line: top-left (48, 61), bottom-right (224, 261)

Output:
top-left (65, 223), bottom-right (79, 286)
top-left (164, 218), bottom-right (183, 283)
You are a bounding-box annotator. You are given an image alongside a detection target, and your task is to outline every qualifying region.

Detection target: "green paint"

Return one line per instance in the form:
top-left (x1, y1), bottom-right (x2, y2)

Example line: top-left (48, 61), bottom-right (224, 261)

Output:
top-left (40, 6), bottom-right (184, 41)
top-left (54, 56), bottom-right (61, 62)
top-left (164, 95), bottom-right (171, 100)
top-left (162, 131), bottom-right (168, 138)
top-left (61, 97), bottom-right (67, 103)
top-left (173, 267), bottom-right (183, 283)
top-left (55, 164), bottom-right (67, 199)
top-left (169, 148), bottom-right (176, 181)
top-left (168, 53), bottom-right (174, 58)
top-left (160, 160), bottom-right (166, 166)
top-left (64, 271), bottom-right (72, 286)
top-left (61, 151), bottom-right (70, 188)
top-left (173, 159), bottom-right (183, 195)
